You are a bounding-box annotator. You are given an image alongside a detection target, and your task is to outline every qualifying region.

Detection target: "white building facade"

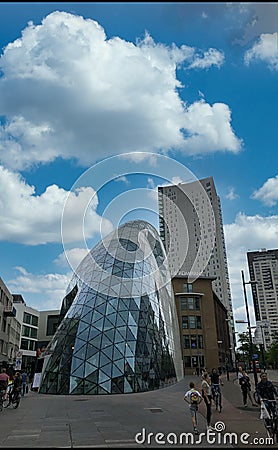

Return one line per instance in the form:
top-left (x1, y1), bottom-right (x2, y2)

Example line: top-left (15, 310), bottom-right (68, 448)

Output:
top-left (247, 248), bottom-right (278, 349)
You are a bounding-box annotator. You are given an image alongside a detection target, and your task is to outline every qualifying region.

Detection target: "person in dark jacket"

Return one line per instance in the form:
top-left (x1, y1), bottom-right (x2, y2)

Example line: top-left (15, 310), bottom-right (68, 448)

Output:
top-left (239, 370), bottom-right (257, 407)
top-left (256, 372), bottom-right (278, 420)
top-left (8, 371), bottom-right (22, 405)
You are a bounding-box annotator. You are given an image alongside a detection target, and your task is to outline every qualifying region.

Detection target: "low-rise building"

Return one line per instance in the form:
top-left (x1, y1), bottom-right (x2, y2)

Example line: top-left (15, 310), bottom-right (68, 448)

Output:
top-left (0, 278), bottom-right (20, 368)
top-left (172, 275), bottom-right (232, 375)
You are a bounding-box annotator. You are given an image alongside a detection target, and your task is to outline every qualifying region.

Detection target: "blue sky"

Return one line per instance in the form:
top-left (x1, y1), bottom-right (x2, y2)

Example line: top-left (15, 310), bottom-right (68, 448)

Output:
top-left (0, 2), bottom-right (277, 337)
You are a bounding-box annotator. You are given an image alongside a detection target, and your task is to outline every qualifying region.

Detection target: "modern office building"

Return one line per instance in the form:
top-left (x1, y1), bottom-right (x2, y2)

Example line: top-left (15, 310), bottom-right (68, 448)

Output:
top-left (39, 220), bottom-right (183, 395)
top-left (158, 177), bottom-right (236, 364)
top-left (37, 310), bottom-right (60, 351)
top-left (247, 248), bottom-right (278, 349)
top-left (172, 275), bottom-right (231, 374)
top-left (12, 294), bottom-right (40, 371)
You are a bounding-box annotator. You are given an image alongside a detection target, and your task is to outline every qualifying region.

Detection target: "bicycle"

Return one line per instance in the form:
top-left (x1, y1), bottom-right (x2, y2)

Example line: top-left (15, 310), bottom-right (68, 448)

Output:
top-left (4, 388), bottom-right (21, 409)
top-left (253, 390), bottom-right (259, 405)
top-left (211, 383), bottom-right (222, 412)
top-left (261, 399), bottom-right (278, 443)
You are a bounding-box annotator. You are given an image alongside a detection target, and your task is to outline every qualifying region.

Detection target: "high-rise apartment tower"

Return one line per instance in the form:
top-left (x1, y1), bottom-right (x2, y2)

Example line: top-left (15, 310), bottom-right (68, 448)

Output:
top-left (247, 248), bottom-right (278, 349)
top-left (158, 176), bottom-right (235, 364)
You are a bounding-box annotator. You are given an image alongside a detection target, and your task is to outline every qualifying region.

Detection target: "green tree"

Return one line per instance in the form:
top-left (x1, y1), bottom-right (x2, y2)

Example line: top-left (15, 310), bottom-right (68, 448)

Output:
top-left (236, 332), bottom-right (260, 370)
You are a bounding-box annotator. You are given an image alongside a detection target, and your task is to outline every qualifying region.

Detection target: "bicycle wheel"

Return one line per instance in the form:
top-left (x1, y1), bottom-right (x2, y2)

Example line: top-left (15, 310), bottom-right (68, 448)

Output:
top-left (264, 418), bottom-right (275, 440)
top-left (274, 418), bottom-right (278, 444)
top-left (215, 393), bottom-right (218, 411)
top-left (12, 397), bottom-right (20, 409)
top-left (218, 393), bottom-right (222, 412)
top-left (12, 392), bottom-right (20, 409)
top-left (2, 397), bottom-right (10, 408)
top-left (253, 391), bottom-right (259, 405)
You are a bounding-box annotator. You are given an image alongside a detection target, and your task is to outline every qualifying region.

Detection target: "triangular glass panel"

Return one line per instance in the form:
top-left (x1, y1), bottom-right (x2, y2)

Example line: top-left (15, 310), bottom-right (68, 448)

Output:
top-left (88, 327), bottom-right (101, 341)
top-left (86, 344), bottom-right (100, 359)
top-left (103, 317), bottom-right (114, 331)
top-left (113, 346), bottom-right (124, 361)
top-left (118, 311), bottom-right (129, 323)
top-left (101, 363), bottom-right (112, 377)
top-left (117, 326), bottom-right (127, 339)
top-left (78, 327), bottom-right (90, 342)
top-left (101, 345), bottom-right (113, 360)
top-left (104, 328), bottom-right (115, 343)
top-left (94, 317), bottom-right (104, 331)
top-left (116, 315), bottom-right (126, 327)
top-left (81, 310), bottom-right (94, 325)
top-left (99, 380), bottom-right (111, 393)
top-left (73, 344), bottom-right (87, 360)
top-left (128, 313), bottom-right (137, 327)
top-left (127, 326), bottom-right (137, 339)
top-left (126, 357), bottom-right (135, 371)
top-left (84, 361), bottom-right (97, 378)
top-left (71, 362), bottom-right (84, 378)
top-left (99, 352), bottom-right (111, 368)
top-left (112, 365), bottom-right (122, 378)
top-left (99, 369), bottom-right (110, 384)
top-left (124, 378), bottom-right (133, 393)
top-left (87, 353), bottom-right (100, 367)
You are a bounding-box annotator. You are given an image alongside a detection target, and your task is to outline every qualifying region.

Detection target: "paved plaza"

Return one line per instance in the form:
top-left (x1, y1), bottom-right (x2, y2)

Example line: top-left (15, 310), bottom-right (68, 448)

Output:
top-left (0, 372), bottom-right (276, 448)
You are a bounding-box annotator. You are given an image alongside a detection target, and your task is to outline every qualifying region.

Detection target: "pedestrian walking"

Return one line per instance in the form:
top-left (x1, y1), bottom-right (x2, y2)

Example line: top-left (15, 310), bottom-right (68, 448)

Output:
top-left (21, 370), bottom-right (28, 396)
top-left (239, 370), bottom-right (257, 407)
top-left (201, 372), bottom-right (213, 430)
top-left (184, 381), bottom-right (203, 435)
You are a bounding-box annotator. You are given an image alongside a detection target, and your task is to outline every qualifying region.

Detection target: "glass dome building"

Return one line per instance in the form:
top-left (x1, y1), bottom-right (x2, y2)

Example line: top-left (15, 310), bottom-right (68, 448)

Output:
top-left (39, 220), bottom-right (183, 394)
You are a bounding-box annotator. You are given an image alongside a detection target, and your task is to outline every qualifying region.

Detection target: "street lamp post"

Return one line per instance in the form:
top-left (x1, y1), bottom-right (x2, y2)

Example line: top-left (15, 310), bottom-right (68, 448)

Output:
top-left (241, 270), bottom-right (258, 386)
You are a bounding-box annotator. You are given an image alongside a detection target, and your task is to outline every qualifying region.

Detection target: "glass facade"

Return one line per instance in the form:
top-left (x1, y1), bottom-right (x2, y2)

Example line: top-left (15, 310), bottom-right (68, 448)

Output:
top-left (40, 220), bottom-right (183, 394)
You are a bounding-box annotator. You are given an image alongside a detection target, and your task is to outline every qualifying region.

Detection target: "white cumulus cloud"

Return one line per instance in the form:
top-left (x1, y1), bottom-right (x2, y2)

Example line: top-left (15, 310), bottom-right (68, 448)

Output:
top-left (7, 266), bottom-right (70, 311)
top-left (244, 32), bottom-right (278, 71)
top-left (0, 165), bottom-right (113, 245)
top-left (251, 175), bottom-right (278, 206)
top-left (187, 48), bottom-right (224, 70)
top-left (0, 11), bottom-right (241, 171)
top-left (224, 212), bottom-right (278, 327)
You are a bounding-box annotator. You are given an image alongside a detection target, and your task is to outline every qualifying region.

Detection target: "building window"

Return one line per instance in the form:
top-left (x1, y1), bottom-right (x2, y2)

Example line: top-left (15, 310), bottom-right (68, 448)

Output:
top-left (187, 298), bottom-right (194, 310)
top-left (182, 315), bottom-right (202, 329)
top-left (46, 315), bottom-right (60, 336)
top-left (198, 335), bottom-right (204, 348)
top-left (196, 316), bottom-right (202, 329)
top-left (22, 325), bottom-right (38, 339)
top-left (182, 316), bottom-right (189, 329)
top-left (192, 356), bottom-right (198, 367)
top-left (184, 335), bottom-right (190, 349)
top-left (180, 297), bottom-right (187, 310)
top-left (189, 316), bottom-right (196, 329)
top-left (191, 335), bottom-right (197, 349)
top-left (183, 283), bottom-right (193, 293)
top-left (184, 356), bottom-right (191, 367)
top-left (180, 296), bottom-right (200, 310)
top-left (23, 312), bottom-right (39, 327)
top-left (20, 338), bottom-right (36, 351)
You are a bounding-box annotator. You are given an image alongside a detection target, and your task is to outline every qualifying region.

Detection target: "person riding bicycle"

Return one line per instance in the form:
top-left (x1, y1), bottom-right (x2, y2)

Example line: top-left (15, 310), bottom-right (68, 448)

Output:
top-left (256, 372), bottom-right (278, 424)
top-left (7, 371), bottom-right (22, 406)
top-left (0, 368), bottom-right (9, 400)
top-left (210, 368), bottom-right (223, 401)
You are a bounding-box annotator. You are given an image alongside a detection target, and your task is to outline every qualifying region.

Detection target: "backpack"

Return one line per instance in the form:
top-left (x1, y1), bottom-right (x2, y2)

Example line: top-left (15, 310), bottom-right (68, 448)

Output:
top-left (190, 390), bottom-right (200, 404)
